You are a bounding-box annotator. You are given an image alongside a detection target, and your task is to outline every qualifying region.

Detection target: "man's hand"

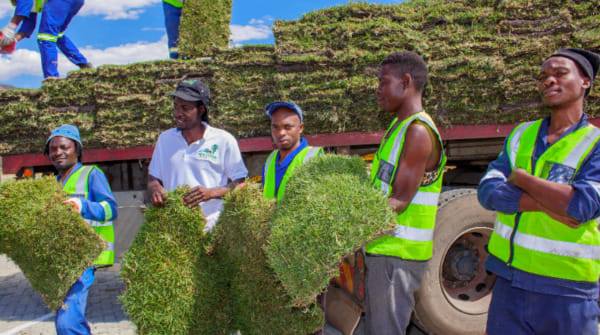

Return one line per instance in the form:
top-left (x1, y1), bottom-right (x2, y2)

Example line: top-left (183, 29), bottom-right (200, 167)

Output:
top-left (183, 186), bottom-right (214, 208)
top-left (0, 23), bottom-right (17, 46)
top-left (64, 198), bottom-right (82, 214)
top-left (147, 180), bottom-right (166, 207)
top-left (388, 197), bottom-right (407, 213)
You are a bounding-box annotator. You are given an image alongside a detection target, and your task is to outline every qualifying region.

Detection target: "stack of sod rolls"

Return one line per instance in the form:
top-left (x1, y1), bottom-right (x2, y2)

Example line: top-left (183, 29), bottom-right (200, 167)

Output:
top-left (266, 155), bottom-right (395, 307)
top-left (2, 1), bottom-right (600, 155)
top-left (120, 187), bottom-right (209, 335)
top-left (0, 177), bottom-right (104, 311)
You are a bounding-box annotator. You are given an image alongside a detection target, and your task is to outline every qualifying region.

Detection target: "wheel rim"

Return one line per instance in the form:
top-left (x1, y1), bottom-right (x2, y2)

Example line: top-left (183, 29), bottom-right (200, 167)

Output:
top-left (439, 226), bottom-right (496, 315)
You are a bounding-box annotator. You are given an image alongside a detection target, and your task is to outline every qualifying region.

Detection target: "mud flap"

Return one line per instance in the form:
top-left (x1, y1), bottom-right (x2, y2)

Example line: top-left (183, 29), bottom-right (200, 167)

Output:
top-left (323, 250), bottom-right (366, 335)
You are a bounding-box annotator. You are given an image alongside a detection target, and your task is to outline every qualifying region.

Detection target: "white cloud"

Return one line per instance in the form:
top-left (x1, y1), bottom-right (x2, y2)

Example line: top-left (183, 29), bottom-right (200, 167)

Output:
top-left (230, 19), bottom-right (273, 45)
top-left (78, 0), bottom-right (161, 20)
top-left (0, 36), bottom-right (168, 81)
top-left (0, 2), bottom-right (12, 19)
top-left (0, 48), bottom-right (43, 79)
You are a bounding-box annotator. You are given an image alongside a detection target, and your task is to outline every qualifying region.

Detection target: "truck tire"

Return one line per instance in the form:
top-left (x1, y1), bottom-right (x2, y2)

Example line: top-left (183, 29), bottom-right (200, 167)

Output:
top-left (413, 188), bottom-right (496, 335)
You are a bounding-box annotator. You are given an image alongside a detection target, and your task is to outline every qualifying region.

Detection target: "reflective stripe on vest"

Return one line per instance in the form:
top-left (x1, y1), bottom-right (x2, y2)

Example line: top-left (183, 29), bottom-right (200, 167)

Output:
top-left (163, 0), bottom-right (184, 8)
top-left (488, 120), bottom-right (600, 282)
top-left (63, 165), bottom-right (116, 266)
top-left (263, 146), bottom-right (323, 202)
top-left (366, 112), bottom-right (446, 261)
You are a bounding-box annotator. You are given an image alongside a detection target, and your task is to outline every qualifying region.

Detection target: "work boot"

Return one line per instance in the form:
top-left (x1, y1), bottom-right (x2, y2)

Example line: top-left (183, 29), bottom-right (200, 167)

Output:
top-left (78, 63), bottom-right (93, 70)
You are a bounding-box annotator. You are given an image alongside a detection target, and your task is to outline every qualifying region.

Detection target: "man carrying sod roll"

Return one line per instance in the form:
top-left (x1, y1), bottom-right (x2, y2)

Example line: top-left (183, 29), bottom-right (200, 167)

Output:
top-left (148, 78), bottom-right (248, 231)
top-left (262, 101), bottom-right (323, 202)
top-left (44, 124), bottom-right (118, 335)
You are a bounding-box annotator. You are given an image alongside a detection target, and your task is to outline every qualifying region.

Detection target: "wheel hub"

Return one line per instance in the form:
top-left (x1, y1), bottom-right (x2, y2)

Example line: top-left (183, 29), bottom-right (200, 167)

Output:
top-left (440, 227), bottom-right (496, 314)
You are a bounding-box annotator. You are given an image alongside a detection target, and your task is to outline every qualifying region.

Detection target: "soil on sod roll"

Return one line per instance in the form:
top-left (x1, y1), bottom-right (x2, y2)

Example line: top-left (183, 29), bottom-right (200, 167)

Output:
top-left (120, 187), bottom-right (208, 335)
top-left (1, 1), bottom-right (598, 156)
top-left (266, 155), bottom-right (395, 308)
top-left (0, 177), bottom-right (103, 311)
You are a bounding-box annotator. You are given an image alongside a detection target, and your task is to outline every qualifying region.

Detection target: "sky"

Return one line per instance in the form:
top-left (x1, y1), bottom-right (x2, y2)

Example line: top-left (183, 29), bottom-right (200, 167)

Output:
top-left (0, 0), bottom-right (401, 88)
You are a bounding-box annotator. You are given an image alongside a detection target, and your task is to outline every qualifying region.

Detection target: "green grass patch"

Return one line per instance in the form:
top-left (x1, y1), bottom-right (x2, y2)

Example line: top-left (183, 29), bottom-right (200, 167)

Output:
top-left (0, 177), bottom-right (103, 310)
top-left (213, 184), bottom-right (323, 334)
top-left (120, 187), bottom-right (208, 335)
top-left (266, 155), bottom-right (395, 307)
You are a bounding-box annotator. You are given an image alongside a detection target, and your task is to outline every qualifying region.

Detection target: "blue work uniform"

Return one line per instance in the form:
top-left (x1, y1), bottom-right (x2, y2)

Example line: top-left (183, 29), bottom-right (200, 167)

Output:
top-left (36, 0), bottom-right (88, 78)
top-left (163, 0), bottom-right (182, 59)
top-left (55, 162), bottom-right (118, 335)
top-left (261, 137), bottom-right (309, 195)
top-left (478, 114), bottom-right (600, 335)
top-left (13, 0), bottom-right (38, 38)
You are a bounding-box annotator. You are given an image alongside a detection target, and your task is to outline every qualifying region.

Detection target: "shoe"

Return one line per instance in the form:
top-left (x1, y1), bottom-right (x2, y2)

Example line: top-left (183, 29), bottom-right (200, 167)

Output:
top-left (78, 63), bottom-right (93, 69)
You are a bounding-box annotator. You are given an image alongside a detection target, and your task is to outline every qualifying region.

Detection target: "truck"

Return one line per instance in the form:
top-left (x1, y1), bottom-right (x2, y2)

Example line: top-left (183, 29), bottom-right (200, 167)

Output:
top-left (0, 1), bottom-right (598, 334)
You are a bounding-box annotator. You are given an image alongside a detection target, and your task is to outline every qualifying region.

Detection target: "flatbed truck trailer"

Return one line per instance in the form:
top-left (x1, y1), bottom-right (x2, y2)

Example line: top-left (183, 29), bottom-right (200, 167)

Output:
top-left (3, 120), bottom-right (599, 335)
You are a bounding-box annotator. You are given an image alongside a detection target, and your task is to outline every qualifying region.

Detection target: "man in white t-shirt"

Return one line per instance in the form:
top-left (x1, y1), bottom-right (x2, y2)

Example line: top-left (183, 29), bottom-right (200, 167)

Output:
top-left (148, 78), bottom-right (248, 231)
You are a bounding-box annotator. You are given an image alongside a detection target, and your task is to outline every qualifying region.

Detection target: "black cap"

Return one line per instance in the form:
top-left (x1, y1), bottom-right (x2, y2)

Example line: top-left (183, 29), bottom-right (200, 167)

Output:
top-left (171, 78), bottom-right (211, 108)
top-left (549, 48), bottom-right (600, 96)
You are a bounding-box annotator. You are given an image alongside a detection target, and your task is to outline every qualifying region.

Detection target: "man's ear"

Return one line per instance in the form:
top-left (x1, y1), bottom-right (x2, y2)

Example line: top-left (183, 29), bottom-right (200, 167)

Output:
top-left (402, 73), bottom-right (412, 91)
top-left (582, 77), bottom-right (591, 90)
top-left (299, 123), bottom-right (304, 134)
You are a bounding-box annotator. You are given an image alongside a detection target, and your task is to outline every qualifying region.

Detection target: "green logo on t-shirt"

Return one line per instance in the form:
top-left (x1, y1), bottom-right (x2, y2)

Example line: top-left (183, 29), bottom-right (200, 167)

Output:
top-left (197, 144), bottom-right (218, 161)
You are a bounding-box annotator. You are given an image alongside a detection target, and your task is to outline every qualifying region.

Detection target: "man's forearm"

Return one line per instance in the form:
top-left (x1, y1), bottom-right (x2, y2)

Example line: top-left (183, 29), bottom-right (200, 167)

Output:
top-left (511, 169), bottom-right (574, 217)
top-left (518, 192), bottom-right (539, 212)
top-left (210, 178), bottom-right (245, 199)
top-left (519, 191), bottom-right (580, 227)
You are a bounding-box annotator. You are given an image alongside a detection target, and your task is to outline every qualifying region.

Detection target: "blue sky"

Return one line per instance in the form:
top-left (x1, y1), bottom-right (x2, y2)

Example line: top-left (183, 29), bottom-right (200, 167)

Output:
top-left (0, 0), bottom-right (400, 88)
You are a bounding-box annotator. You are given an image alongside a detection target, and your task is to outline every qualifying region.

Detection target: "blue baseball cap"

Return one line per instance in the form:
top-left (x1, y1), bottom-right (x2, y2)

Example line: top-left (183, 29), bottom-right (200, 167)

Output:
top-left (265, 101), bottom-right (304, 122)
top-left (44, 124), bottom-right (82, 154)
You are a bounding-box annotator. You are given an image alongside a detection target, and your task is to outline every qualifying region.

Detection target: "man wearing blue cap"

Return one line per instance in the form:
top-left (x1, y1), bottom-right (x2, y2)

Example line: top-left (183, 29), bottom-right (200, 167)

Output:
top-left (262, 101), bottom-right (323, 202)
top-left (479, 48), bottom-right (600, 334)
top-left (44, 124), bottom-right (118, 335)
top-left (148, 78), bottom-right (248, 231)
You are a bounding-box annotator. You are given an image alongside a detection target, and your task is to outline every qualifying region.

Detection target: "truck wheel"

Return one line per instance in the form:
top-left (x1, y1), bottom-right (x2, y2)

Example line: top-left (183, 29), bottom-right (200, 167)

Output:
top-left (413, 188), bottom-right (496, 335)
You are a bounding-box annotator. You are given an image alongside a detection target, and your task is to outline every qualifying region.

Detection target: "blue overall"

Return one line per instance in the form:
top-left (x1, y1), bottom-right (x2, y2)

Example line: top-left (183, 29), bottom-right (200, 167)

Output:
top-left (163, 1), bottom-right (182, 59)
top-left (37, 0), bottom-right (88, 78)
top-left (55, 163), bottom-right (118, 335)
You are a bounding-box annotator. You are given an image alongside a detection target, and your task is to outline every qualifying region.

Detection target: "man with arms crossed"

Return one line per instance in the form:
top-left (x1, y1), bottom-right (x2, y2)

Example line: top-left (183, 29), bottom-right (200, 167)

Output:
top-left (478, 48), bottom-right (600, 335)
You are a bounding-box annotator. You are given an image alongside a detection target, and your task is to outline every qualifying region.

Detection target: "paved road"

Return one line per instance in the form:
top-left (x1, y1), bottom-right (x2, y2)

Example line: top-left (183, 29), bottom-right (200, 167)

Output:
top-left (1, 255), bottom-right (598, 335)
top-left (0, 255), bottom-right (136, 335)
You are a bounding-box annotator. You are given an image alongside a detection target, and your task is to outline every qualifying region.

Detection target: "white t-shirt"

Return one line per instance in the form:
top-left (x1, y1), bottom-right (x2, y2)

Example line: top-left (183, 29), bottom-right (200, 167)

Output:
top-left (148, 123), bottom-right (248, 231)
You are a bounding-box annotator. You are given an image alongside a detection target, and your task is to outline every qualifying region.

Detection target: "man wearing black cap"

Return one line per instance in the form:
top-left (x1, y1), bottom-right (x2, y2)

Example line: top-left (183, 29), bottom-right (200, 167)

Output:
top-left (261, 101), bottom-right (323, 202)
top-left (478, 48), bottom-right (600, 334)
top-left (148, 78), bottom-right (248, 231)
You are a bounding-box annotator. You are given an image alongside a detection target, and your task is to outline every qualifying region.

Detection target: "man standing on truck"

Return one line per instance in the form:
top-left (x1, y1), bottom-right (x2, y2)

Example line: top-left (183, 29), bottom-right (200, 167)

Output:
top-left (163, 0), bottom-right (183, 59)
top-left (478, 48), bottom-right (600, 335)
top-left (44, 124), bottom-right (118, 335)
top-left (364, 51), bottom-right (446, 335)
top-left (262, 101), bottom-right (323, 202)
top-left (147, 78), bottom-right (248, 231)
top-left (1, 0), bottom-right (92, 78)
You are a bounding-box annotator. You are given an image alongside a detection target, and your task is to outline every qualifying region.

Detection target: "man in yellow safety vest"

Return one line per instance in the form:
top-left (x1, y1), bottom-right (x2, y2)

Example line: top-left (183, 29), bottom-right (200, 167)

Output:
top-left (44, 124), bottom-right (118, 335)
top-left (478, 48), bottom-right (600, 334)
top-left (262, 101), bottom-right (323, 202)
top-left (363, 51), bottom-right (446, 335)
